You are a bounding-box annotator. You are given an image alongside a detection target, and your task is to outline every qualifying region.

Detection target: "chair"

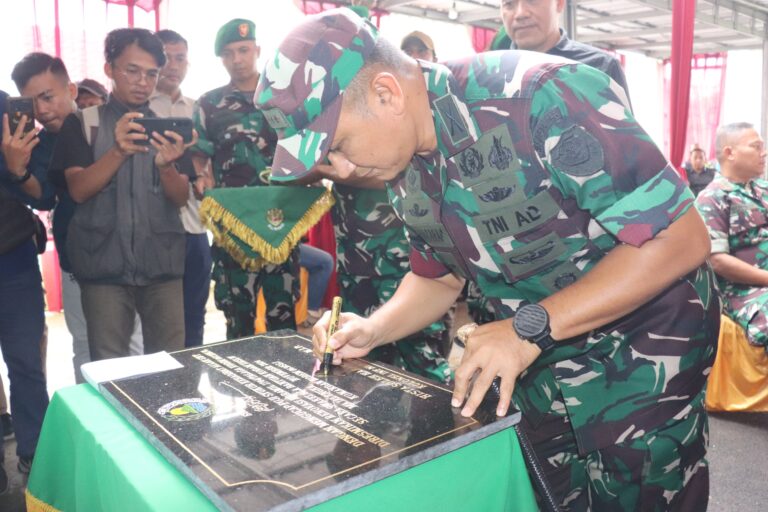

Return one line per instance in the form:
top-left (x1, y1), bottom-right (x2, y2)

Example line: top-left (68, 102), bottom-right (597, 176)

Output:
top-left (705, 315), bottom-right (768, 412)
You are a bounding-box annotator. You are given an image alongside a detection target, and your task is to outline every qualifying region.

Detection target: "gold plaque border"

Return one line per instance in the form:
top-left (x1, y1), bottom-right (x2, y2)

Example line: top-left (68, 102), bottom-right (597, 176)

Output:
top-left (109, 333), bottom-right (479, 490)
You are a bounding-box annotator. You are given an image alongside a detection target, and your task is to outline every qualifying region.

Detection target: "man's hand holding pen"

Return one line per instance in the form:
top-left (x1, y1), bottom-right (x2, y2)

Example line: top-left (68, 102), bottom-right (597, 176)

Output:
top-left (312, 308), bottom-right (379, 368)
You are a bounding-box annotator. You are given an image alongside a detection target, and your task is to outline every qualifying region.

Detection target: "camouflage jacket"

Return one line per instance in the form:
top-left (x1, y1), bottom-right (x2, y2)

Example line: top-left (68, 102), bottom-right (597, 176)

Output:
top-left (387, 54), bottom-right (717, 455)
top-left (192, 82), bottom-right (276, 188)
top-left (331, 184), bottom-right (409, 278)
top-left (696, 174), bottom-right (768, 345)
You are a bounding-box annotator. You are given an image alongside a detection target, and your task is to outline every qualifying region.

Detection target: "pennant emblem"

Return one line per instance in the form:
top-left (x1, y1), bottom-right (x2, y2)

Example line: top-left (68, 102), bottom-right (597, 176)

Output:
top-left (266, 208), bottom-right (285, 231)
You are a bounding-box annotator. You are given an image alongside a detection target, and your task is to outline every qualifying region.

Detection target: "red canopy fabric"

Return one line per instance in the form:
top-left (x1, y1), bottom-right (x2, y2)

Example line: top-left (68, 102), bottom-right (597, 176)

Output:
top-left (104, 0), bottom-right (158, 11)
top-left (470, 26), bottom-right (496, 53)
top-left (669, 0), bottom-right (697, 178)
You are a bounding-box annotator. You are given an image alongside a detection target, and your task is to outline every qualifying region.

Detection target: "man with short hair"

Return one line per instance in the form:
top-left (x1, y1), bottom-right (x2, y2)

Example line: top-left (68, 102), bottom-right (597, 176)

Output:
top-left (697, 123), bottom-right (768, 350)
top-left (152, 29), bottom-right (212, 347)
top-left (191, 18), bottom-right (298, 339)
top-left (76, 78), bottom-right (108, 109)
top-left (685, 143), bottom-right (717, 197)
top-left (257, 9), bottom-right (718, 509)
top-left (50, 28), bottom-right (192, 361)
top-left (499, 0), bottom-right (631, 102)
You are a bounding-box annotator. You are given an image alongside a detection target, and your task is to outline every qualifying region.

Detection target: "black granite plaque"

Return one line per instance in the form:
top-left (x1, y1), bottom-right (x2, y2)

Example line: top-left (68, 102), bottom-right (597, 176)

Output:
top-left (99, 331), bottom-right (520, 512)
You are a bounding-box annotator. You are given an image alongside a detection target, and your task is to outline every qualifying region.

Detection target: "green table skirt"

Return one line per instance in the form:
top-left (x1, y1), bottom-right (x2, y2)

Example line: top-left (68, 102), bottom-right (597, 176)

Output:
top-left (27, 385), bottom-right (537, 511)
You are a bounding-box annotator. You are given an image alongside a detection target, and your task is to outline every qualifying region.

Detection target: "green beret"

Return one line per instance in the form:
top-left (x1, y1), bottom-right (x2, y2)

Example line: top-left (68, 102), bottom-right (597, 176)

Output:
top-left (215, 18), bottom-right (256, 56)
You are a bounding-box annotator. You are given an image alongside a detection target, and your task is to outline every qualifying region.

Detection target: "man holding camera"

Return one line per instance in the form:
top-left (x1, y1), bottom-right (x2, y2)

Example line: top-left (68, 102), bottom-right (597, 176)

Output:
top-left (50, 28), bottom-right (192, 361)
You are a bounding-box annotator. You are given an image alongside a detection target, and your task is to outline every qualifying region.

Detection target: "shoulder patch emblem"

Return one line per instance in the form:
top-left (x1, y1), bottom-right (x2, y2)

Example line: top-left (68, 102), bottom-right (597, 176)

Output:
top-left (550, 125), bottom-right (604, 177)
top-left (488, 135), bottom-right (514, 170)
top-left (434, 94), bottom-right (470, 146)
top-left (458, 147), bottom-right (484, 179)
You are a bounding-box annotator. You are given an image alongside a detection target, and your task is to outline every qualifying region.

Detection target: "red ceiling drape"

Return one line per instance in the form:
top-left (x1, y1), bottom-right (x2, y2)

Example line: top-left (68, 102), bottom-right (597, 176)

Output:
top-left (669, 0), bottom-right (696, 179)
top-left (664, 53), bottom-right (727, 162)
top-left (470, 26), bottom-right (496, 53)
top-left (299, 1), bottom-right (387, 28)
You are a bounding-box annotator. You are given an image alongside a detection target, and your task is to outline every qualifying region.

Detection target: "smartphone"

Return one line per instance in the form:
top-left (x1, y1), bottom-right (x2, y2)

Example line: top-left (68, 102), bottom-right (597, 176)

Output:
top-left (134, 117), bottom-right (193, 146)
top-left (6, 96), bottom-right (35, 136)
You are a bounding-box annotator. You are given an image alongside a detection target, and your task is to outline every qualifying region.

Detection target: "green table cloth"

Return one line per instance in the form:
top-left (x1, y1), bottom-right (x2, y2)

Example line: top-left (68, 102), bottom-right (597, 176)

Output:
top-left (27, 385), bottom-right (537, 511)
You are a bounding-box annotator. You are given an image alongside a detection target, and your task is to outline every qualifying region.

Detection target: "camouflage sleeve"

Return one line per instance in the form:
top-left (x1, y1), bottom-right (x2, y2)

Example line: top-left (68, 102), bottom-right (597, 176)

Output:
top-left (695, 188), bottom-right (730, 254)
top-left (191, 99), bottom-right (214, 158)
top-left (408, 241), bottom-right (452, 278)
top-left (531, 63), bottom-right (694, 247)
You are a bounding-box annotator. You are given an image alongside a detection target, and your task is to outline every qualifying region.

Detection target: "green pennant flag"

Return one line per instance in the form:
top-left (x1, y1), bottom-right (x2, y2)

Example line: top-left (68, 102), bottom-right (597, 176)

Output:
top-left (200, 186), bottom-right (335, 271)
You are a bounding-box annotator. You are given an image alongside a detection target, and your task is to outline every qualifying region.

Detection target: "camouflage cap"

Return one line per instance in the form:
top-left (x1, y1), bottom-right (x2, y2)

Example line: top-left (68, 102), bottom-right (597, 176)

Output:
top-left (254, 8), bottom-right (378, 182)
top-left (215, 18), bottom-right (256, 57)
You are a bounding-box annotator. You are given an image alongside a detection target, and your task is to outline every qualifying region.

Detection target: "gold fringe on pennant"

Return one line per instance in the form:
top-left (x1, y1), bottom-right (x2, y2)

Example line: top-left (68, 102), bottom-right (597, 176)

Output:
top-left (26, 489), bottom-right (63, 512)
top-left (200, 189), bottom-right (335, 271)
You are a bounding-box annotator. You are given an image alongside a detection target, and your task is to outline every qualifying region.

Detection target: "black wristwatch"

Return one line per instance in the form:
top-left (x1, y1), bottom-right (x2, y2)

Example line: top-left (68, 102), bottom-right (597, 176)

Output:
top-left (9, 168), bottom-right (32, 184)
top-left (512, 303), bottom-right (555, 352)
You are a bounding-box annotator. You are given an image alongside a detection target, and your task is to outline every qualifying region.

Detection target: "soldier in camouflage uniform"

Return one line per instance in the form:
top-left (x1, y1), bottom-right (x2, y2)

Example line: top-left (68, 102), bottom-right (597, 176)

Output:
top-left (255, 9), bottom-right (719, 510)
top-left (696, 122), bottom-right (768, 351)
top-left (332, 183), bottom-right (452, 384)
top-left (191, 19), bottom-right (298, 339)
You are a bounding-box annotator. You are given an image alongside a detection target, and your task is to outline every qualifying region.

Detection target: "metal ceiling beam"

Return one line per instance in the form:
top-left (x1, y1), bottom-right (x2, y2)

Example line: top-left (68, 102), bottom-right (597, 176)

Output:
top-left (613, 33), bottom-right (749, 49)
top-left (384, 4), bottom-right (500, 29)
top-left (626, 0), bottom-right (768, 40)
top-left (579, 26), bottom-right (674, 42)
top-left (456, 7), bottom-right (499, 23)
top-left (578, 9), bottom-right (668, 27)
top-left (375, 0), bottom-right (418, 8)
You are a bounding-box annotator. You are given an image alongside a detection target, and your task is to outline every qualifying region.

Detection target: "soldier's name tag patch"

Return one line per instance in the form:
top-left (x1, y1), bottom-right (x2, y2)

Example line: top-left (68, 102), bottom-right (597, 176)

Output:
top-left (475, 190), bottom-right (559, 243)
top-left (410, 223), bottom-right (453, 249)
top-left (550, 125), bottom-right (604, 177)
top-left (263, 108), bottom-right (291, 130)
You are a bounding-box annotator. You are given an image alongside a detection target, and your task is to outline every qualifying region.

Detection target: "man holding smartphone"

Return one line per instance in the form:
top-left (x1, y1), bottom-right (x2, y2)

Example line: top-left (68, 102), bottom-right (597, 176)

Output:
top-left (49, 29), bottom-right (193, 361)
top-left (0, 90), bottom-right (50, 489)
top-left (150, 29), bottom-right (212, 348)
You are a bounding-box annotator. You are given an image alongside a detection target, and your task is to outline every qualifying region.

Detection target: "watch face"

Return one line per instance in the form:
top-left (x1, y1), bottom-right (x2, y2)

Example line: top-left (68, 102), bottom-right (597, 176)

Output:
top-left (514, 304), bottom-right (548, 339)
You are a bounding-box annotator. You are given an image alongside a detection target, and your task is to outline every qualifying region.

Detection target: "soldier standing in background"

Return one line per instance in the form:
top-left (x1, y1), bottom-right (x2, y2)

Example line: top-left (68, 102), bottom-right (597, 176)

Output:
top-left (191, 19), bottom-right (298, 339)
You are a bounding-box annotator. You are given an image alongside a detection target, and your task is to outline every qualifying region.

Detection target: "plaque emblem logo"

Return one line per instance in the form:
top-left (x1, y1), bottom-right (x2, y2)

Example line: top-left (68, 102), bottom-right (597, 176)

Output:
top-left (238, 23), bottom-right (250, 37)
top-left (158, 398), bottom-right (214, 422)
top-left (266, 208), bottom-right (285, 231)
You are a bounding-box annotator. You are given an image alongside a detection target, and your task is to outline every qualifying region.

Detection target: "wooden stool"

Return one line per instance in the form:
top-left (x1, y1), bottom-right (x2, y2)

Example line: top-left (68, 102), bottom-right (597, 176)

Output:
top-left (254, 268), bottom-right (308, 334)
top-left (705, 315), bottom-right (768, 412)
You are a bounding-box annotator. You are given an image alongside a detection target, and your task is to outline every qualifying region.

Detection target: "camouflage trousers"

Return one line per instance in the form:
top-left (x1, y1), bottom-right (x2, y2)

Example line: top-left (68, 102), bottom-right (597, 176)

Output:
top-left (337, 273), bottom-right (453, 385)
top-left (519, 388), bottom-right (710, 511)
top-left (212, 245), bottom-right (299, 339)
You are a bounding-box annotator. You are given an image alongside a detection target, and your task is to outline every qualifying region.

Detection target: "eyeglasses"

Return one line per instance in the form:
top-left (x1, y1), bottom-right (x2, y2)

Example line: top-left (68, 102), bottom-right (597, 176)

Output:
top-left (114, 66), bottom-right (159, 84)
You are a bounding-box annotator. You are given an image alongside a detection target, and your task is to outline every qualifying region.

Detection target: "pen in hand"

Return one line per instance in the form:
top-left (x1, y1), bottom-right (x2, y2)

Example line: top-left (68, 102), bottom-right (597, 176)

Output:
top-left (322, 296), bottom-right (343, 376)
